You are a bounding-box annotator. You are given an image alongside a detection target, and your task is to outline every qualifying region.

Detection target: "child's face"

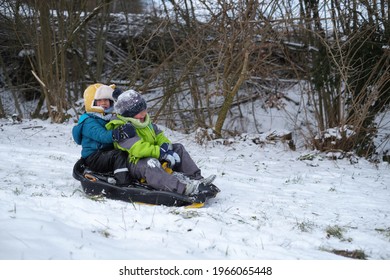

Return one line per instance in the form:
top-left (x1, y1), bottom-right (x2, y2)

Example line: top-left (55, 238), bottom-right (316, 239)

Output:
top-left (95, 99), bottom-right (111, 110)
top-left (134, 110), bottom-right (147, 123)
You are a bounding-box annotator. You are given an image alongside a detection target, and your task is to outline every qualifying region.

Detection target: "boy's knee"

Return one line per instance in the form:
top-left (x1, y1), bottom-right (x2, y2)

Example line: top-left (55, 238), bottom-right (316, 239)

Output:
top-left (173, 143), bottom-right (184, 152)
top-left (146, 158), bottom-right (161, 168)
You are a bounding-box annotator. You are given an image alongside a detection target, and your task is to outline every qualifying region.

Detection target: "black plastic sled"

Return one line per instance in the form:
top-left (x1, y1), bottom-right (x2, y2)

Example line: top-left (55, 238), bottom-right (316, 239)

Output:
top-left (72, 158), bottom-right (220, 207)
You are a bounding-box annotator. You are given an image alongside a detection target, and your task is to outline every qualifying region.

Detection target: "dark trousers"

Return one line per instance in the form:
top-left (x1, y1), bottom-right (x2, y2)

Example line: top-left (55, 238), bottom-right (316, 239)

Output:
top-left (127, 143), bottom-right (202, 194)
top-left (85, 149), bottom-right (131, 186)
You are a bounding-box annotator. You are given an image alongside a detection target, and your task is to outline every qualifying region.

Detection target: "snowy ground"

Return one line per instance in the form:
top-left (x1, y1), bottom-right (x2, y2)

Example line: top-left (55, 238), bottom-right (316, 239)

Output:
top-left (1, 118), bottom-right (389, 261)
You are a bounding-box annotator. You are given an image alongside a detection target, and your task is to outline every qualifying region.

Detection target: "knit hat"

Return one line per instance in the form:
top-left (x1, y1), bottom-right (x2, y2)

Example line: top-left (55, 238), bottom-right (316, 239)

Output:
top-left (112, 88), bottom-right (123, 101)
top-left (114, 89), bottom-right (147, 117)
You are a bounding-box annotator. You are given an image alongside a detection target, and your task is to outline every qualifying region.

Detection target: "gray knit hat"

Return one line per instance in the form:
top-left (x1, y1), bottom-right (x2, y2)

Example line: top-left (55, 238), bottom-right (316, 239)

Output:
top-left (114, 89), bottom-right (147, 117)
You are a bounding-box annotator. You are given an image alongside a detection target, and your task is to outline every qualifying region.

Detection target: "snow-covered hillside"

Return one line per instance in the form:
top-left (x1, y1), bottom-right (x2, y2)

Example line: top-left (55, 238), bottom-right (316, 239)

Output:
top-left (1, 117), bottom-right (389, 261)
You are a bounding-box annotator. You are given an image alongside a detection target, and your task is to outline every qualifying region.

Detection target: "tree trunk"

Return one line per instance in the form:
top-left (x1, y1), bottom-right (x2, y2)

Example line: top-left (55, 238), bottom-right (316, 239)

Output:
top-left (214, 51), bottom-right (249, 138)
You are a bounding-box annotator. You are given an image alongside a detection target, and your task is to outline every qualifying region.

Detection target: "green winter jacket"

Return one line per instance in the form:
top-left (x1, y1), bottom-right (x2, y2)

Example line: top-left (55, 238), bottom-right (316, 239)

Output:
top-left (106, 113), bottom-right (171, 163)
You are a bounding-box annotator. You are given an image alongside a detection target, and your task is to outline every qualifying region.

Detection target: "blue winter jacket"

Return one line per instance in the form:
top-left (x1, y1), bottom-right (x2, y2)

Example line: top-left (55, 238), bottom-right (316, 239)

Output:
top-left (72, 113), bottom-right (114, 158)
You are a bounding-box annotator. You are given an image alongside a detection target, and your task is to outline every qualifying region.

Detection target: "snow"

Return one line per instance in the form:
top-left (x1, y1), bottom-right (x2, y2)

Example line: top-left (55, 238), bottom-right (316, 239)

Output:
top-left (0, 117), bottom-right (389, 263)
top-left (1, 2), bottom-right (389, 278)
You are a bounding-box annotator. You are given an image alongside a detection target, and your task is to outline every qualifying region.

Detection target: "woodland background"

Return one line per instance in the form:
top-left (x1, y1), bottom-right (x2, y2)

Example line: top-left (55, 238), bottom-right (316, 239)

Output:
top-left (0, 0), bottom-right (389, 160)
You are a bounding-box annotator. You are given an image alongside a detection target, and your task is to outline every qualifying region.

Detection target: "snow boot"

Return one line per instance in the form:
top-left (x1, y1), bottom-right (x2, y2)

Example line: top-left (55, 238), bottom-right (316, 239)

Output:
top-left (200, 174), bottom-right (216, 186)
top-left (184, 180), bottom-right (205, 196)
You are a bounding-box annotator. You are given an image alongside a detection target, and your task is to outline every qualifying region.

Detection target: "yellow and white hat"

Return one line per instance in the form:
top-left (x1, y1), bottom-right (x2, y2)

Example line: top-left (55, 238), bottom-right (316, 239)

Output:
top-left (83, 83), bottom-right (115, 113)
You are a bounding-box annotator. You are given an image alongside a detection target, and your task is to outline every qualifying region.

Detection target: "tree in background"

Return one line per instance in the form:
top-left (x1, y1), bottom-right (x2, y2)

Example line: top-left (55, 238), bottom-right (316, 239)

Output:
top-left (0, 0), bottom-right (389, 160)
top-left (301, 0), bottom-right (390, 157)
top-left (0, 0), bottom-right (140, 121)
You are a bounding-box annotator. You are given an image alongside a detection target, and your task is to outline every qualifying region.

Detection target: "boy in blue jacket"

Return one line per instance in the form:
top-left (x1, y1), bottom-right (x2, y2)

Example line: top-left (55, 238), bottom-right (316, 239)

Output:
top-left (72, 84), bottom-right (134, 186)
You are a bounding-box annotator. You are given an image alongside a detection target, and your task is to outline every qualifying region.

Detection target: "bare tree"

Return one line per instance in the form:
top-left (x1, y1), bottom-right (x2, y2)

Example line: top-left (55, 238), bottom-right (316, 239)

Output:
top-left (301, 0), bottom-right (389, 157)
top-left (1, 0), bottom-right (388, 158)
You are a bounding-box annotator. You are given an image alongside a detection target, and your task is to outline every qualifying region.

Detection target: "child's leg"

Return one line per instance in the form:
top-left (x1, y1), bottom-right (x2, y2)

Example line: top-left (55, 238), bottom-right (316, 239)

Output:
top-left (85, 149), bottom-right (131, 186)
top-left (127, 157), bottom-right (187, 194)
top-left (111, 150), bottom-right (133, 186)
top-left (172, 143), bottom-right (203, 179)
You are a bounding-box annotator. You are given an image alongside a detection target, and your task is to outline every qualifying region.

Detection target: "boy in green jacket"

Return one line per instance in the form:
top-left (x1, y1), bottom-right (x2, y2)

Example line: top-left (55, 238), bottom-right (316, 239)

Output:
top-left (106, 89), bottom-right (215, 195)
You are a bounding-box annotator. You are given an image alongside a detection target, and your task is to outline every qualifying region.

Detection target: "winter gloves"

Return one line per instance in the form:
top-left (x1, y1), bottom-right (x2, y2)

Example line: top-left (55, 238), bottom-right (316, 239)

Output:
top-left (159, 142), bottom-right (181, 168)
top-left (160, 142), bottom-right (172, 152)
top-left (112, 123), bottom-right (135, 142)
top-left (113, 128), bottom-right (181, 168)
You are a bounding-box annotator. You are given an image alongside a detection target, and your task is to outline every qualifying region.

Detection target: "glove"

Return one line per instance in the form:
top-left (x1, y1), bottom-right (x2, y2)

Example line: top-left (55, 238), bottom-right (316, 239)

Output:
top-left (112, 123), bottom-right (135, 142)
top-left (160, 142), bottom-right (173, 153)
top-left (159, 151), bottom-right (177, 168)
top-left (159, 142), bottom-right (181, 167)
top-left (160, 151), bottom-right (181, 168)
top-left (159, 143), bottom-right (180, 167)
top-left (171, 151), bottom-right (181, 164)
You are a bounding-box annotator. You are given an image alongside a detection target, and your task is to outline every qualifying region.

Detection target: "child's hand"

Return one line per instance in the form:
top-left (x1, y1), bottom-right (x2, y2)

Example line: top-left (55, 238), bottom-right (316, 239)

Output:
top-left (159, 143), bottom-right (181, 167)
top-left (112, 123), bottom-right (135, 142)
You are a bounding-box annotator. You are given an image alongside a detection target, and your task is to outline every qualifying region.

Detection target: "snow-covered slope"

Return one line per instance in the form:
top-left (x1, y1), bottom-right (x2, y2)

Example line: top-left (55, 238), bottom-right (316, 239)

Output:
top-left (1, 118), bottom-right (389, 260)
